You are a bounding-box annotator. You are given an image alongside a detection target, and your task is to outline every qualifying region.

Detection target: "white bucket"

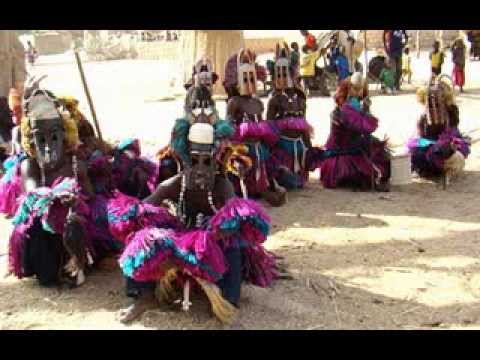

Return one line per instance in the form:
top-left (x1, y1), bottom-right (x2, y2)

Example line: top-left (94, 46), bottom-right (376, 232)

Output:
top-left (391, 153), bottom-right (412, 186)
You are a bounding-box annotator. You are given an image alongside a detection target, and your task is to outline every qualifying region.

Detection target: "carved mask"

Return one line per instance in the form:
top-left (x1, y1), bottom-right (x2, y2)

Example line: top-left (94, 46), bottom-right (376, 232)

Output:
top-left (237, 50), bottom-right (257, 96)
top-left (27, 93), bottom-right (65, 170)
top-left (186, 86), bottom-right (218, 124)
top-left (274, 44), bottom-right (293, 90)
top-left (185, 123), bottom-right (216, 192)
top-left (30, 117), bottom-right (65, 171)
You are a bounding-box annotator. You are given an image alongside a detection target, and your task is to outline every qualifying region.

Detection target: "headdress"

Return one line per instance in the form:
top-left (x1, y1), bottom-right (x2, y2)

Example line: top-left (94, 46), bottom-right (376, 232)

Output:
top-left (188, 122), bottom-right (215, 154)
top-left (274, 42), bottom-right (294, 89)
top-left (21, 89), bottom-right (79, 158)
top-left (223, 49), bottom-right (258, 97)
top-left (193, 58), bottom-right (219, 89)
top-left (334, 72), bottom-right (368, 107)
top-left (416, 75), bottom-right (455, 126)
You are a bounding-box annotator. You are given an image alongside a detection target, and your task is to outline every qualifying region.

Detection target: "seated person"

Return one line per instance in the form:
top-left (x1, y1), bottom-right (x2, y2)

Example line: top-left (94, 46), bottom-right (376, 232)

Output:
top-left (408, 76), bottom-right (470, 180)
top-left (317, 73), bottom-right (391, 191)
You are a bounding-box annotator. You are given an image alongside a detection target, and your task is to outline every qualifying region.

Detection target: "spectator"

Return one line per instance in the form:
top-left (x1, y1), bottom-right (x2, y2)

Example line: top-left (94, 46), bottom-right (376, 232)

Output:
top-left (335, 46), bottom-right (350, 83)
top-left (300, 30), bottom-right (318, 51)
top-left (383, 30), bottom-right (408, 90)
top-left (401, 47), bottom-right (412, 84)
top-left (379, 59), bottom-right (396, 94)
top-left (451, 37), bottom-right (466, 92)
top-left (300, 44), bottom-right (320, 89)
top-left (26, 41), bottom-right (38, 66)
top-left (430, 40), bottom-right (444, 77)
top-left (290, 42), bottom-right (300, 83)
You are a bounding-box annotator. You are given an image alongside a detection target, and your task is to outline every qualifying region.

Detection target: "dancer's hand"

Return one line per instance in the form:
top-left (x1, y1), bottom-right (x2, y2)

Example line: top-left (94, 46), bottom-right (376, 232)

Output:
top-left (61, 193), bottom-right (77, 207)
top-left (331, 108), bottom-right (342, 127)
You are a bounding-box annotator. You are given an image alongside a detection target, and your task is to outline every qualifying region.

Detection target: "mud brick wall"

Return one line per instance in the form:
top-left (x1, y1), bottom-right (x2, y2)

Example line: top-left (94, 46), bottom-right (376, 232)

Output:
top-left (34, 33), bottom-right (72, 55)
top-left (134, 42), bottom-right (180, 61)
top-left (135, 36), bottom-right (284, 61)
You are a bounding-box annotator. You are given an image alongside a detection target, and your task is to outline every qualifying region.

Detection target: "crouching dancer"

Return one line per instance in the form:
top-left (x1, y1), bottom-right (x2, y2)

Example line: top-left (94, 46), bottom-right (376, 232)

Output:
top-left (318, 73), bottom-right (391, 191)
top-left (267, 43), bottom-right (315, 189)
top-left (111, 122), bottom-right (277, 324)
top-left (7, 89), bottom-right (97, 287)
top-left (408, 75), bottom-right (470, 183)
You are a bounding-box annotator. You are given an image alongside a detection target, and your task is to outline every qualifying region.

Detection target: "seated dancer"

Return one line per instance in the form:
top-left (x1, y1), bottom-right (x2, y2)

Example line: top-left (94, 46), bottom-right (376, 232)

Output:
top-left (157, 57), bottom-right (219, 184)
top-left (224, 49), bottom-right (286, 206)
top-left (184, 57), bottom-right (219, 93)
top-left (408, 75), bottom-right (470, 181)
top-left (318, 73), bottom-right (391, 191)
top-left (267, 43), bottom-right (314, 189)
top-left (0, 83), bottom-right (38, 217)
top-left (7, 88), bottom-right (99, 287)
top-left (57, 96), bottom-right (108, 160)
top-left (112, 121), bottom-right (277, 324)
top-left (56, 95), bottom-right (157, 199)
top-left (110, 138), bottom-right (159, 199)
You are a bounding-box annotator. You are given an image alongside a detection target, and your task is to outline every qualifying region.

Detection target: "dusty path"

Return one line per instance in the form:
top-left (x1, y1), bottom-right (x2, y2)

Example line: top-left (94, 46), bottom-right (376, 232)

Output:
top-left (1, 54), bottom-right (480, 330)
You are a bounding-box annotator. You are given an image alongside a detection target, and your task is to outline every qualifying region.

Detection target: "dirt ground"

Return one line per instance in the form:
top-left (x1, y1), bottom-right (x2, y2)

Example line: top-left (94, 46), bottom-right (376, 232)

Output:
top-left (1, 52), bottom-right (480, 330)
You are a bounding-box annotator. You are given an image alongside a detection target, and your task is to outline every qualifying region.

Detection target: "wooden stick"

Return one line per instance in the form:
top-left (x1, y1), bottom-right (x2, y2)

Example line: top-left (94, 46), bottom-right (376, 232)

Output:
top-left (74, 50), bottom-right (103, 142)
top-left (416, 30), bottom-right (421, 59)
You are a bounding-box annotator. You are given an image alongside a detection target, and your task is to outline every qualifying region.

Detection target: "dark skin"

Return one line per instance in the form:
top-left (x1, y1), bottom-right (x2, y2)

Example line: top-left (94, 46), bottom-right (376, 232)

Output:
top-left (266, 88), bottom-right (312, 147)
top-left (226, 94), bottom-right (288, 203)
top-left (227, 96), bottom-right (264, 127)
top-left (227, 95), bottom-right (265, 146)
top-left (227, 95), bottom-right (264, 177)
top-left (20, 155), bottom-right (93, 197)
top-left (144, 173), bottom-right (234, 218)
top-left (119, 168), bottom-right (235, 323)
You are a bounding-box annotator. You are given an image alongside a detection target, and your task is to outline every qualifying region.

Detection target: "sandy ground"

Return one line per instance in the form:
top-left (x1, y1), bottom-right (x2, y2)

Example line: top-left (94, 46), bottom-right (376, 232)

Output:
top-left (1, 51), bottom-right (480, 330)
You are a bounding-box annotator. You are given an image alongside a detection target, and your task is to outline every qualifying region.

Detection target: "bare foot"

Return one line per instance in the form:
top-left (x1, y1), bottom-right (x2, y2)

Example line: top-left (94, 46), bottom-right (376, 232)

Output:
top-left (118, 292), bottom-right (158, 324)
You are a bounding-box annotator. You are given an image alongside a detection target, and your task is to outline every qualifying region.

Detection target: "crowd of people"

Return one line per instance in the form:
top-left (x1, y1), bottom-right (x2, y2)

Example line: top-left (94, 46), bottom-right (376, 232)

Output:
top-left (0, 30), bottom-right (474, 327)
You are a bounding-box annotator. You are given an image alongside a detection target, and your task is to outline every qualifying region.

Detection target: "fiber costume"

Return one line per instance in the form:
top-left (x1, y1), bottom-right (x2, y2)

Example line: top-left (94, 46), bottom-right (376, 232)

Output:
top-left (157, 57), bottom-right (220, 184)
top-left (318, 73), bottom-right (391, 190)
top-left (408, 75), bottom-right (470, 179)
top-left (6, 88), bottom-right (123, 287)
top-left (267, 43), bottom-right (315, 189)
top-left (7, 89), bottom-right (97, 286)
top-left (224, 49), bottom-right (286, 205)
top-left (114, 118), bottom-right (277, 324)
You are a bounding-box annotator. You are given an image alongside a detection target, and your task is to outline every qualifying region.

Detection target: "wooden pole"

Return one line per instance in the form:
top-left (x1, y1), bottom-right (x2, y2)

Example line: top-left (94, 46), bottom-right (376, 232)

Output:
top-left (416, 30), bottom-right (420, 59)
top-left (73, 50), bottom-right (103, 142)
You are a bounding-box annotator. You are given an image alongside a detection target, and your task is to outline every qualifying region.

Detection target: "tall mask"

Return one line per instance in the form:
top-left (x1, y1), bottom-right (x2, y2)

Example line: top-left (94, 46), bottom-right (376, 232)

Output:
top-left (193, 58), bottom-right (217, 93)
top-left (425, 76), bottom-right (451, 126)
top-left (237, 49), bottom-right (257, 96)
top-left (185, 123), bottom-right (216, 192)
top-left (25, 91), bottom-right (66, 171)
top-left (185, 85), bottom-right (218, 125)
top-left (274, 43), bottom-right (293, 90)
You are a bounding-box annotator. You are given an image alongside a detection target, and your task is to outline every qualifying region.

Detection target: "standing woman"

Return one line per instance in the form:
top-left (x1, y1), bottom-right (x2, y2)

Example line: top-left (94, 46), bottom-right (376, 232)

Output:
top-left (452, 37), bottom-right (466, 93)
